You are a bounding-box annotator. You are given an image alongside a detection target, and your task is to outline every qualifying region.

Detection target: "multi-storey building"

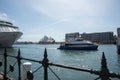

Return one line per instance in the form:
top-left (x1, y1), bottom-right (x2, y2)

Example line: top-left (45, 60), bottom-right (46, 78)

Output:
top-left (117, 28), bottom-right (120, 54)
top-left (117, 28), bottom-right (120, 37)
top-left (81, 32), bottom-right (114, 44)
top-left (65, 32), bottom-right (79, 42)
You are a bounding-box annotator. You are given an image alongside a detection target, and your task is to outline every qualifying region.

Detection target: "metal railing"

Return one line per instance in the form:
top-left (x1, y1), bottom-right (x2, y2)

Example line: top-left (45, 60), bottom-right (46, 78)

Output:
top-left (0, 48), bottom-right (120, 80)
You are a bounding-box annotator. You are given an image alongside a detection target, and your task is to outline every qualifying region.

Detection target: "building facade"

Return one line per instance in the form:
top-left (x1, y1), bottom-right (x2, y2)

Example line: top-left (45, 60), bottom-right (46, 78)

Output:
top-left (65, 32), bottom-right (79, 42)
top-left (81, 32), bottom-right (114, 44)
top-left (117, 28), bottom-right (120, 37)
top-left (117, 28), bottom-right (120, 54)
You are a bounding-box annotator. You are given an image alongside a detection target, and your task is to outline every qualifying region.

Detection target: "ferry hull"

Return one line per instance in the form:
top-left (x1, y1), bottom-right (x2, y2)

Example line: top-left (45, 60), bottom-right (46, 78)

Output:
top-left (0, 32), bottom-right (22, 48)
top-left (58, 45), bottom-right (98, 50)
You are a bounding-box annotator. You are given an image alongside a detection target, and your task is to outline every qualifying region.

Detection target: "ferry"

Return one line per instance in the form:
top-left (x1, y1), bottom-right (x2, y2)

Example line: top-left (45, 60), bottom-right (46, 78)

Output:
top-left (58, 38), bottom-right (98, 50)
top-left (0, 20), bottom-right (23, 47)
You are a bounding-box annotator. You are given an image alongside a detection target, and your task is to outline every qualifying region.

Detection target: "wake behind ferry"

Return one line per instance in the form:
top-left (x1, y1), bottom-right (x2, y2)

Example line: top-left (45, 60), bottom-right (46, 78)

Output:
top-left (58, 38), bottom-right (98, 50)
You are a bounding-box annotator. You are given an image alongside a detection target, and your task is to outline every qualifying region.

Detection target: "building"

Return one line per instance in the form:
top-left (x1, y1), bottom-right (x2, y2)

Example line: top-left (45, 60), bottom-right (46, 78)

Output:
top-left (65, 32), bottom-right (79, 42)
top-left (117, 28), bottom-right (120, 37)
top-left (117, 28), bottom-right (120, 54)
top-left (81, 32), bottom-right (114, 44)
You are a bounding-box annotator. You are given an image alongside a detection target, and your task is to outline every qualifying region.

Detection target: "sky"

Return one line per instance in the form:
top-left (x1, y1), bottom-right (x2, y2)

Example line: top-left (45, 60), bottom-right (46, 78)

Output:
top-left (0, 0), bottom-right (120, 42)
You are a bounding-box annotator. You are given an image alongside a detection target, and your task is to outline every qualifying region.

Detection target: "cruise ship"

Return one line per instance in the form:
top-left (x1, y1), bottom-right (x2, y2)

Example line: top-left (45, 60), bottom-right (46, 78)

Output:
top-left (0, 20), bottom-right (23, 47)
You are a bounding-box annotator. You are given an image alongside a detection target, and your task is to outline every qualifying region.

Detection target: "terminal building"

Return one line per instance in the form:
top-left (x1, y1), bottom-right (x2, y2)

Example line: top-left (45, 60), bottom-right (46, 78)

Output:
top-left (81, 32), bottom-right (114, 44)
top-left (65, 32), bottom-right (115, 44)
top-left (65, 32), bottom-right (79, 42)
top-left (117, 28), bottom-right (120, 54)
top-left (117, 28), bottom-right (120, 37)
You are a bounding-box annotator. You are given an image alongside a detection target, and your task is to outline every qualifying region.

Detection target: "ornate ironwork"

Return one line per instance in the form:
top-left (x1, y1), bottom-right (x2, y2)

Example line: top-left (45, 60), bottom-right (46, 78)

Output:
top-left (0, 48), bottom-right (120, 80)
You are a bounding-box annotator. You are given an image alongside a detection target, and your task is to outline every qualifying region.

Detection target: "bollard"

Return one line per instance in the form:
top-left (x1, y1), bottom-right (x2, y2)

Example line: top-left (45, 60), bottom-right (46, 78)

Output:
top-left (23, 62), bottom-right (32, 80)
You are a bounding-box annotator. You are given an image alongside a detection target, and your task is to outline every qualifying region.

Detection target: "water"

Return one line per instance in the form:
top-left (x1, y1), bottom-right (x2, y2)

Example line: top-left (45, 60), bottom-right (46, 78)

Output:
top-left (0, 44), bottom-right (120, 80)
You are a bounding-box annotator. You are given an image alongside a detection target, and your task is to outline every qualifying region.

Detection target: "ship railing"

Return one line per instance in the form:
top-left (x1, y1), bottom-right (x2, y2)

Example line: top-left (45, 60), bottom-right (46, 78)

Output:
top-left (0, 48), bottom-right (120, 80)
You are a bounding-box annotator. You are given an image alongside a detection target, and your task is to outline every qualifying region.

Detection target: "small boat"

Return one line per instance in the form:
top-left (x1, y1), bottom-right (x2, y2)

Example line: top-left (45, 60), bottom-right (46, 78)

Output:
top-left (58, 38), bottom-right (98, 50)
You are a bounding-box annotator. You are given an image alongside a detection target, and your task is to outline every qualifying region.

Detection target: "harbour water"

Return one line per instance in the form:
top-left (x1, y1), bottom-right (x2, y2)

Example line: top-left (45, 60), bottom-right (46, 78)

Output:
top-left (0, 44), bottom-right (120, 80)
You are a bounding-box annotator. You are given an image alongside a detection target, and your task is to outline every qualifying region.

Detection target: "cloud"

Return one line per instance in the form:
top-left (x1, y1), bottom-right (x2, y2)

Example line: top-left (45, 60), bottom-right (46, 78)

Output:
top-left (28, 0), bottom-right (114, 19)
top-left (0, 12), bottom-right (9, 21)
top-left (43, 18), bottom-right (68, 27)
top-left (0, 12), bottom-right (16, 24)
top-left (10, 0), bottom-right (119, 41)
top-left (27, 0), bottom-right (116, 31)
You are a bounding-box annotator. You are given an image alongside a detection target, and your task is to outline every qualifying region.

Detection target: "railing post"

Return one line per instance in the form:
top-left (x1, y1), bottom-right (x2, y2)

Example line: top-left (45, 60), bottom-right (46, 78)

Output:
top-left (17, 49), bottom-right (21, 80)
top-left (42, 48), bottom-right (49, 80)
top-left (100, 52), bottom-right (110, 80)
top-left (3, 48), bottom-right (7, 80)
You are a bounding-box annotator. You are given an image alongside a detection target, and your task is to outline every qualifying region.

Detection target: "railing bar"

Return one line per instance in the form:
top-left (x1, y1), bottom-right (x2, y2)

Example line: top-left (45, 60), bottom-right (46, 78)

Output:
top-left (49, 63), bottom-right (100, 75)
top-left (94, 77), bottom-right (100, 80)
top-left (7, 54), bottom-right (16, 58)
top-left (13, 61), bottom-right (17, 66)
top-left (7, 54), bottom-right (42, 63)
top-left (21, 57), bottom-right (42, 63)
top-left (1, 49), bottom-right (120, 79)
top-left (13, 71), bottom-right (18, 80)
top-left (109, 73), bottom-right (120, 78)
top-left (3, 55), bottom-right (120, 78)
top-left (7, 70), bottom-right (10, 74)
top-left (49, 63), bottom-right (120, 79)
top-left (33, 65), bottom-right (43, 73)
top-left (48, 67), bottom-right (61, 80)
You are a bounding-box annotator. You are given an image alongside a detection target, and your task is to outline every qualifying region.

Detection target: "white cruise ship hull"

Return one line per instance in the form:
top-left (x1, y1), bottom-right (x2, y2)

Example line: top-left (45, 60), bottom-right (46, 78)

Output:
top-left (0, 32), bottom-right (22, 47)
